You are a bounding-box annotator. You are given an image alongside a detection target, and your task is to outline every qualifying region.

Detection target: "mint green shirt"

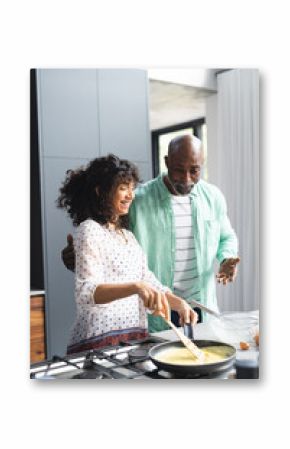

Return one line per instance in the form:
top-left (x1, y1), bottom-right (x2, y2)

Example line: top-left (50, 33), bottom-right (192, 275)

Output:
top-left (129, 174), bottom-right (238, 332)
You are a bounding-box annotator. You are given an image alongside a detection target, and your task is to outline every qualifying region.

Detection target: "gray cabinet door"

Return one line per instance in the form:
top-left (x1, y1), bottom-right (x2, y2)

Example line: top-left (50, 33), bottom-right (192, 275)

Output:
top-left (37, 69), bottom-right (100, 159)
top-left (41, 157), bottom-right (90, 358)
top-left (98, 69), bottom-right (151, 164)
top-left (135, 162), bottom-right (152, 182)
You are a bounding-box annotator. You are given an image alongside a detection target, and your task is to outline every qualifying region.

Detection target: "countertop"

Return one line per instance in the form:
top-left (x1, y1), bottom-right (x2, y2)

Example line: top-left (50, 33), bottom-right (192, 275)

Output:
top-left (30, 290), bottom-right (45, 296)
top-left (154, 322), bottom-right (219, 342)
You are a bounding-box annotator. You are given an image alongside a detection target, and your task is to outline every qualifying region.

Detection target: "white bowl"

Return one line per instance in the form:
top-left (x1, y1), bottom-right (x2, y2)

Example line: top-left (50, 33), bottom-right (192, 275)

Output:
top-left (206, 311), bottom-right (259, 347)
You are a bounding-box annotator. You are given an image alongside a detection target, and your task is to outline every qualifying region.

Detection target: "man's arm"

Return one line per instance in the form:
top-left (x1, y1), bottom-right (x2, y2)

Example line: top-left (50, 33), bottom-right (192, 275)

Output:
top-left (61, 234), bottom-right (75, 271)
top-left (216, 193), bottom-right (238, 263)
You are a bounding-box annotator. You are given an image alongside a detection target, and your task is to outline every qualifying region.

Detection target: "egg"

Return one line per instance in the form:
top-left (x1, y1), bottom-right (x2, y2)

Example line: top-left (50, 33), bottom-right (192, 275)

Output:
top-left (254, 332), bottom-right (259, 346)
top-left (240, 341), bottom-right (250, 350)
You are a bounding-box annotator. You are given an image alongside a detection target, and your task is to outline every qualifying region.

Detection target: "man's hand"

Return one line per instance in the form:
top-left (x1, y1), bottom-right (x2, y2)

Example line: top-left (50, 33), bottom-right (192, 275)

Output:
top-left (61, 234), bottom-right (75, 272)
top-left (216, 257), bottom-right (240, 285)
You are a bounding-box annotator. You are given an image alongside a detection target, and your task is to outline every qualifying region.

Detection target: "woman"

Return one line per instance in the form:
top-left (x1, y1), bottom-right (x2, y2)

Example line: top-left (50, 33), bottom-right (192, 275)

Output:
top-left (58, 154), bottom-right (197, 354)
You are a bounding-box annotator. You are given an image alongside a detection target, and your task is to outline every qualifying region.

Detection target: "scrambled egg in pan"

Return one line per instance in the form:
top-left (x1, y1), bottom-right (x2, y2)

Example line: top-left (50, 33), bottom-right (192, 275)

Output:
top-left (156, 345), bottom-right (233, 365)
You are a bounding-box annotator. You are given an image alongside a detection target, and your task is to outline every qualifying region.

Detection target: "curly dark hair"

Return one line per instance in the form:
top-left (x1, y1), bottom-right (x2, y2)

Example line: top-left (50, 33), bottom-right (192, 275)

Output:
top-left (57, 154), bottom-right (141, 228)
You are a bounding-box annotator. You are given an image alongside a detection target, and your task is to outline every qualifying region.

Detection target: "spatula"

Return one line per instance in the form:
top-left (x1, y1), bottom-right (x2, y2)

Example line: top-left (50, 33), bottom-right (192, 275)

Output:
top-left (164, 319), bottom-right (205, 361)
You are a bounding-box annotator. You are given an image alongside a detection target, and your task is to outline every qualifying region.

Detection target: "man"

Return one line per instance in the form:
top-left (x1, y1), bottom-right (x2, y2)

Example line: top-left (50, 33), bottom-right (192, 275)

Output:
top-left (62, 134), bottom-right (239, 332)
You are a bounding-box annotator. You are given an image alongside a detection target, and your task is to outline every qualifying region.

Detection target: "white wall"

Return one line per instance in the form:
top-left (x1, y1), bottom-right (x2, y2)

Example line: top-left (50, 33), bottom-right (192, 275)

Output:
top-left (205, 93), bottom-right (218, 184)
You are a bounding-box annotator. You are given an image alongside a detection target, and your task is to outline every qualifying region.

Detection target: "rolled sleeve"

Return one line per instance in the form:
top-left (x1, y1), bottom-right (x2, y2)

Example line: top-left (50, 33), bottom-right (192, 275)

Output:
top-left (216, 194), bottom-right (238, 263)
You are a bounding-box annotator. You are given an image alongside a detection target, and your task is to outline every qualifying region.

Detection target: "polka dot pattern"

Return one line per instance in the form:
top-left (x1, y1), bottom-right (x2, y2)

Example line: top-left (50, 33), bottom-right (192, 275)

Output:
top-left (68, 219), bottom-right (169, 347)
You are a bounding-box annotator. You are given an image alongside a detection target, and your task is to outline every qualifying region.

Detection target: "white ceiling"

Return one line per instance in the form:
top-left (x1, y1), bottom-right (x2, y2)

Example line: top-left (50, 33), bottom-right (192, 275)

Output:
top-left (148, 68), bottom-right (218, 90)
top-left (148, 79), bottom-right (216, 131)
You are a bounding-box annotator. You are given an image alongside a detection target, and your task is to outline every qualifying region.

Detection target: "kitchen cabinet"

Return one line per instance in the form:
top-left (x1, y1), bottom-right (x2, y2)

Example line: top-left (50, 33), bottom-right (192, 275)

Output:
top-left (37, 69), bottom-right (100, 159)
top-left (98, 69), bottom-right (151, 163)
top-left (36, 68), bottom-right (151, 358)
top-left (30, 294), bottom-right (46, 363)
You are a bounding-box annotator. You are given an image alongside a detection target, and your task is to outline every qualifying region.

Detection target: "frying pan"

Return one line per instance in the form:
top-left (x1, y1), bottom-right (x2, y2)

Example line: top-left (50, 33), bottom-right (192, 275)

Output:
top-left (149, 324), bottom-right (236, 376)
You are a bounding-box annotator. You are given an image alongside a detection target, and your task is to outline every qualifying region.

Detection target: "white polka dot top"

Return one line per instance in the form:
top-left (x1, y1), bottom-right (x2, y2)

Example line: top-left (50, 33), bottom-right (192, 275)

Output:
top-left (67, 219), bottom-right (169, 349)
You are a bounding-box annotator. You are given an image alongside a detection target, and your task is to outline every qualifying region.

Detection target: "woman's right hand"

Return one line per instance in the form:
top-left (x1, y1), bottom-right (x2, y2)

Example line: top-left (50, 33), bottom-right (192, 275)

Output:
top-left (135, 282), bottom-right (170, 320)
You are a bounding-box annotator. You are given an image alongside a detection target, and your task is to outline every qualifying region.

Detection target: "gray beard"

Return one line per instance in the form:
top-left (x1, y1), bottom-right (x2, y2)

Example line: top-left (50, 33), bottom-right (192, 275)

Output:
top-left (166, 175), bottom-right (195, 196)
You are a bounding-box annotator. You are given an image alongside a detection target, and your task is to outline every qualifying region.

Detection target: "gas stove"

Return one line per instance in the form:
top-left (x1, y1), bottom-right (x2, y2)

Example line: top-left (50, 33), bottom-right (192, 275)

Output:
top-left (30, 336), bottom-right (236, 379)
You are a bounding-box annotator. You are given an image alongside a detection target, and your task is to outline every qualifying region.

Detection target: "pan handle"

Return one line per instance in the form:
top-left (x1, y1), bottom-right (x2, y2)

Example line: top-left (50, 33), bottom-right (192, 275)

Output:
top-left (183, 323), bottom-right (194, 339)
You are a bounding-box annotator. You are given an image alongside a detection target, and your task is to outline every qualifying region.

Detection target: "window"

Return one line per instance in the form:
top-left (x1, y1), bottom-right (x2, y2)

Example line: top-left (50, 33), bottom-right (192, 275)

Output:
top-left (151, 119), bottom-right (207, 179)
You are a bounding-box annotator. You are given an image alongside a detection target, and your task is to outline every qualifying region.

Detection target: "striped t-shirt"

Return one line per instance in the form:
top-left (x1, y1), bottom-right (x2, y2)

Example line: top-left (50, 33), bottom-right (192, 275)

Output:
top-left (171, 195), bottom-right (201, 304)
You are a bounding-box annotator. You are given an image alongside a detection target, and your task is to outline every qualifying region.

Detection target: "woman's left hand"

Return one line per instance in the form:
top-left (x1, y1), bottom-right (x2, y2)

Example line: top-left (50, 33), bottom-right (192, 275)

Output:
top-left (166, 293), bottom-right (198, 326)
top-left (176, 301), bottom-right (198, 326)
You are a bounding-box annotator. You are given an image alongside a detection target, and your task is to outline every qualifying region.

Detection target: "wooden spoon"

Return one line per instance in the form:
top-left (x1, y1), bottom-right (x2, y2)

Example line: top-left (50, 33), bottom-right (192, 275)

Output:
top-left (165, 319), bottom-right (205, 361)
